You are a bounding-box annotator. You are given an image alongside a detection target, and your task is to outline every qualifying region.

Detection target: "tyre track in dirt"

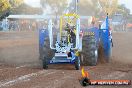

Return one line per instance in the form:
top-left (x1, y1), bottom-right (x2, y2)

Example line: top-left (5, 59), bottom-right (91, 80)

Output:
top-left (0, 65), bottom-right (41, 84)
top-left (3, 70), bottom-right (70, 88)
top-left (0, 69), bottom-right (57, 88)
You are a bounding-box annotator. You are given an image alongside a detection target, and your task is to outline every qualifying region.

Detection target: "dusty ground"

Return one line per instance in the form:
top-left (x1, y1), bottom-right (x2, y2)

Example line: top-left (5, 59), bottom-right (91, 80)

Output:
top-left (0, 31), bottom-right (132, 88)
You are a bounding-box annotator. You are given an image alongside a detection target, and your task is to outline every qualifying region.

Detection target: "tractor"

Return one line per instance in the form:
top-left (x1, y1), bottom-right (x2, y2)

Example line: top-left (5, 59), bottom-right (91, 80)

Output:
top-left (39, 13), bottom-right (82, 70)
top-left (39, 13), bottom-right (112, 70)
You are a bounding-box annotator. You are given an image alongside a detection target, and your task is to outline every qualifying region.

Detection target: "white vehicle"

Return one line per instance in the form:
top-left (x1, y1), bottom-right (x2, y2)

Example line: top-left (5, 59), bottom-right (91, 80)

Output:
top-left (112, 14), bottom-right (126, 31)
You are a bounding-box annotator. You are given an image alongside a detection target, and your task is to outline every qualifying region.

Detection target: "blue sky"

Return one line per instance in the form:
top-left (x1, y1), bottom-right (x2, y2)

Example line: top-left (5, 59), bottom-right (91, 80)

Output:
top-left (24, 0), bottom-right (132, 14)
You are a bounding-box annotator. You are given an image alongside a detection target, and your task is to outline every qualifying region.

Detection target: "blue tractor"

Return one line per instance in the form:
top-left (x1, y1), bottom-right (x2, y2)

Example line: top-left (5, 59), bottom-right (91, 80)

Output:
top-left (39, 13), bottom-right (112, 70)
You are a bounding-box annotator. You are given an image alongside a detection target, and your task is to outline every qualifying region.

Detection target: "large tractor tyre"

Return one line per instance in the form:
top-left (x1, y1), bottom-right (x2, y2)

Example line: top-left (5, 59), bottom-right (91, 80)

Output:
top-left (39, 38), bottom-right (55, 69)
top-left (82, 36), bottom-right (98, 66)
top-left (75, 56), bottom-right (81, 70)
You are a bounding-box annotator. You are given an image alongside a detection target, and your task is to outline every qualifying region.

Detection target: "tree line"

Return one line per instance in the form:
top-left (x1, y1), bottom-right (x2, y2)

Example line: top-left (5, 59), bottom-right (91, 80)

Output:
top-left (0, 0), bottom-right (131, 18)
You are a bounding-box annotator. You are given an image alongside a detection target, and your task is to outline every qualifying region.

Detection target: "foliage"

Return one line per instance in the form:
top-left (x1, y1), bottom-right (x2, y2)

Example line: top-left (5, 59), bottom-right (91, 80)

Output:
top-left (11, 3), bottom-right (43, 15)
top-left (0, 0), bottom-right (11, 20)
top-left (9, 0), bottom-right (24, 8)
top-left (98, 0), bottom-right (118, 16)
top-left (40, 0), bottom-right (100, 16)
top-left (0, 0), bottom-right (23, 12)
top-left (0, 0), bottom-right (24, 19)
top-left (78, 0), bottom-right (99, 16)
top-left (117, 4), bottom-right (130, 16)
top-left (0, 0), bottom-right (11, 12)
top-left (40, 0), bottom-right (68, 15)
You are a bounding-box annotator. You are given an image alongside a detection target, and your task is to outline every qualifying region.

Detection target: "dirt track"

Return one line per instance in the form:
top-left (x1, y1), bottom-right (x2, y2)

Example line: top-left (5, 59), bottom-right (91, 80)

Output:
top-left (0, 31), bottom-right (132, 88)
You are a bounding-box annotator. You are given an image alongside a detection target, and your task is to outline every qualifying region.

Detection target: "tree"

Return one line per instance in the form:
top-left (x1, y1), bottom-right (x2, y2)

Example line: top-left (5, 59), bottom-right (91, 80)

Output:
top-left (9, 0), bottom-right (24, 8)
top-left (11, 3), bottom-right (43, 15)
top-left (0, 0), bottom-right (24, 20)
top-left (0, 0), bottom-right (11, 13)
top-left (40, 0), bottom-right (68, 15)
top-left (116, 4), bottom-right (130, 16)
top-left (77, 0), bottom-right (99, 16)
top-left (40, 0), bottom-right (101, 16)
top-left (0, 0), bottom-right (24, 12)
top-left (98, 0), bottom-right (118, 16)
top-left (0, 0), bottom-right (11, 20)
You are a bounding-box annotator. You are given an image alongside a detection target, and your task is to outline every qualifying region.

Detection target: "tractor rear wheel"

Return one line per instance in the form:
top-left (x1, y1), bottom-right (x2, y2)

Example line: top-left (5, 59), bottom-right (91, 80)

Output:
top-left (39, 38), bottom-right (54, 69)
top-left (81, 36), bottom-right (98, 66)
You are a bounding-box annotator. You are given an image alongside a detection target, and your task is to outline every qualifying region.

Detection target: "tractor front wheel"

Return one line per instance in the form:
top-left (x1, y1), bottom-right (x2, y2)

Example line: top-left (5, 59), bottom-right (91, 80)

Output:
top-left (42, 58), bottom-right (48, 69)
top-left (75, 56), bottom-right (80, 70)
